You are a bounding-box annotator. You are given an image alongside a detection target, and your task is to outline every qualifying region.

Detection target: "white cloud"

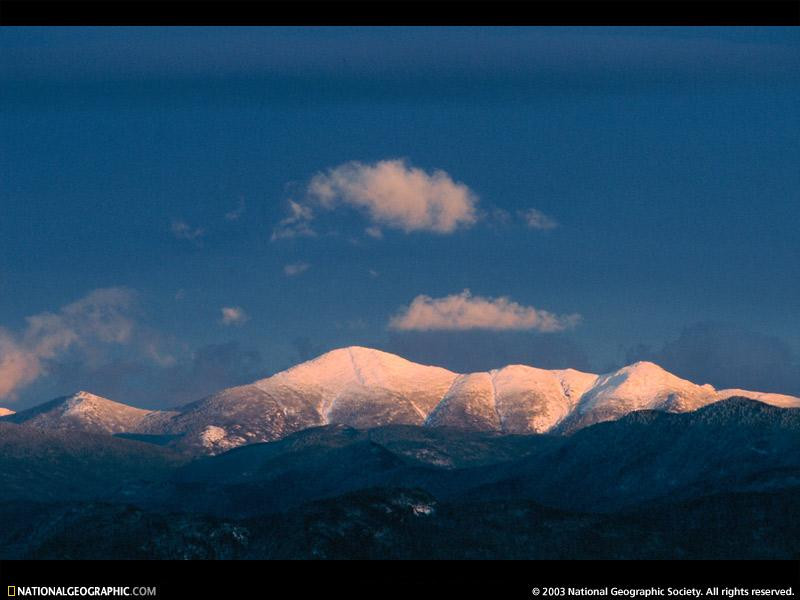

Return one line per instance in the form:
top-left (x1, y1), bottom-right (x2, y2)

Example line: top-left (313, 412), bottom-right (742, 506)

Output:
top-left (518, 208), bottom-right (558, 230)
top-left (171, 220), bottom-right (205, 240)
top-left (271, 200), bottom-right (316, 241)
top-left (271, 161), bottom-right (565, 242)
top-left (389, 290), bottom-right (580, 332)
top-left (272, 159), bottom-right (479, 241)
top-left (0, 288), bottom-right (138, 401)
top-left (308, 159), bottom-right (478, 234)
top-left (220, 306), bottom-right (249, 326)
top-left (283, 262), bottom-right (311, 276)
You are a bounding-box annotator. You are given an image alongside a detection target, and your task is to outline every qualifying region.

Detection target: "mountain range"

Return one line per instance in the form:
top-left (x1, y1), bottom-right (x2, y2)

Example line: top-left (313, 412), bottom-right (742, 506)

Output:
top-left (1, 397), bottom-right (798, 559)
top-left (3, 346), bottom-right (799, 455)
top-left (1, 346), bottom-right (799, 559)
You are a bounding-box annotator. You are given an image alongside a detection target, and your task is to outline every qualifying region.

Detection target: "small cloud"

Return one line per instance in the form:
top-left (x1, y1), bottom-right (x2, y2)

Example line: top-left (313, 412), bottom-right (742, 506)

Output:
top-left (283, 262), bottom-right (311, 277)
top-left (220, 306), bottom-right (249, 326)
top-left (174, 289), bottom-right (186, 301)
top-left (171, 220), bottom-right (205, 241)
top-left (308, 159), bottom-right (478, 234)
top-left (271, 200), bottom-right (316, 241)
top-left (272, 159), bottom-right (479, 241)
top-left (368, 269), bottom-right (380, 278)
top-left (389, 289), bottom-right (580, 332)
top-left (225, 198), bottom-right (246, 221)
top-left (518, 208), bottom-right (558, 230)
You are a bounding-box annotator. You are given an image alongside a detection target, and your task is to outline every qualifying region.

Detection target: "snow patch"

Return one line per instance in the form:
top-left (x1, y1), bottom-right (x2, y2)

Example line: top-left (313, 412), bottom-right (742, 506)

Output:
top-left (411, 503), bottom-right (435, 516)
top-left (200, 425), bottom-right (228, 446)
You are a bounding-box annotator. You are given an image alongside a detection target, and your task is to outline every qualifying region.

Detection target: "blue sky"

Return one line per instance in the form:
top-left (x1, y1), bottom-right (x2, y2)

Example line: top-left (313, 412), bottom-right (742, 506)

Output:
top-left (1, 27), bottom-right (799, 409)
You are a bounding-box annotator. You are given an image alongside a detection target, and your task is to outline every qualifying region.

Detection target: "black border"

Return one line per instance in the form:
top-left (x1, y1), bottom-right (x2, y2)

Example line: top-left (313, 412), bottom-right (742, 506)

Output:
top-left (2, 559), bottom-right (799, 598)
top-left (0, 1), bottom-right (798, 25)
top-left (1, 0), bottom-right (799, 592)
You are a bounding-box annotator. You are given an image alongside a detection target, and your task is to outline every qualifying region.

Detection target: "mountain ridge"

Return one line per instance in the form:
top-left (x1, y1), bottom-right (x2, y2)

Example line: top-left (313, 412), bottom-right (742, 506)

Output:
top-left (2, 346), bottom-right (798, 454)
top-left (2, 398), bottom-right (798, 559)
top-left (2, 391), bottom-right (175, 434)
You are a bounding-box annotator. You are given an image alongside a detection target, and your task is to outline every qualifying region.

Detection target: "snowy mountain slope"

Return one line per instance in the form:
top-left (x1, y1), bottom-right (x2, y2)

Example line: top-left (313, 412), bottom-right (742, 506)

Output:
top-left (426, 373), bottom-right (500, 431)
top-left (555, 362), bottom-right (720, 434)
top-left (492, 366), bottom-right (597, 433)
top-left (134, 348), bottom-right (800, 451)
top-left (6, 347), bottom-right (800, 453)
top-left (160, 347), bottom-right (460, 453)
top-left (1, 391), bottom-right (172, 435)
top-left (260, 346), bottom-right (457, 425)
top-left (424, 366), bottom-right (595, 434)
top-left (150, 383), bottom-right (324, 454)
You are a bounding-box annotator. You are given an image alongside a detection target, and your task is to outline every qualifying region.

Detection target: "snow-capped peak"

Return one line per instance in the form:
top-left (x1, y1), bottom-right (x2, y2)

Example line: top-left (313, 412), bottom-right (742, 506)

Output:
top-left (5, 390), bottom-right (161, 434)
top-left (194, 348), bottom-right (800, 449)
top-left (586, 361), bottom-right (699, 404)
top-left (557, 361), bottom-right (743, 433)
top-left (260, 346), bottom-right (458, 425)
top-left (0, 407), bottom-right (15, 417)
top-left (59, 391), bottom-right (152, 417)
top-left (261, 346), bottom-right (455, 390)
top-left (10, 346), bottom-right (800, 454)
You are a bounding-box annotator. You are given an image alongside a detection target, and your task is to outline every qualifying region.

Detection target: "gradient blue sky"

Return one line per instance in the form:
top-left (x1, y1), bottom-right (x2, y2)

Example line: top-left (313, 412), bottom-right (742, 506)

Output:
top-left (2, 27), bottom-right (799, 409)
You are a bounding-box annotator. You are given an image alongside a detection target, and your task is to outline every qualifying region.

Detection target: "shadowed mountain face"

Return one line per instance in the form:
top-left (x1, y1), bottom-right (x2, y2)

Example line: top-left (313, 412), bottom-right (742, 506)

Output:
top-left (157, 398), bottom-right (800, 516)
top-left (0, 398), bottom-right (798, 559)
top-left (6, 487), bottom-right (798, 560)
top-left (0, 422), bottom-right (185, 503)
top-left (3, 347), bottom-right (799, 455)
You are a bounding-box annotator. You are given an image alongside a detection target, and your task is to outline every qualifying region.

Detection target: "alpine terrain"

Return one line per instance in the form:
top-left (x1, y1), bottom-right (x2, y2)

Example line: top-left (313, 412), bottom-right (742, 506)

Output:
top-left (3, 347), bottom-right (799, 559)
top-left (3, 347), bottom-right (798, 454)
